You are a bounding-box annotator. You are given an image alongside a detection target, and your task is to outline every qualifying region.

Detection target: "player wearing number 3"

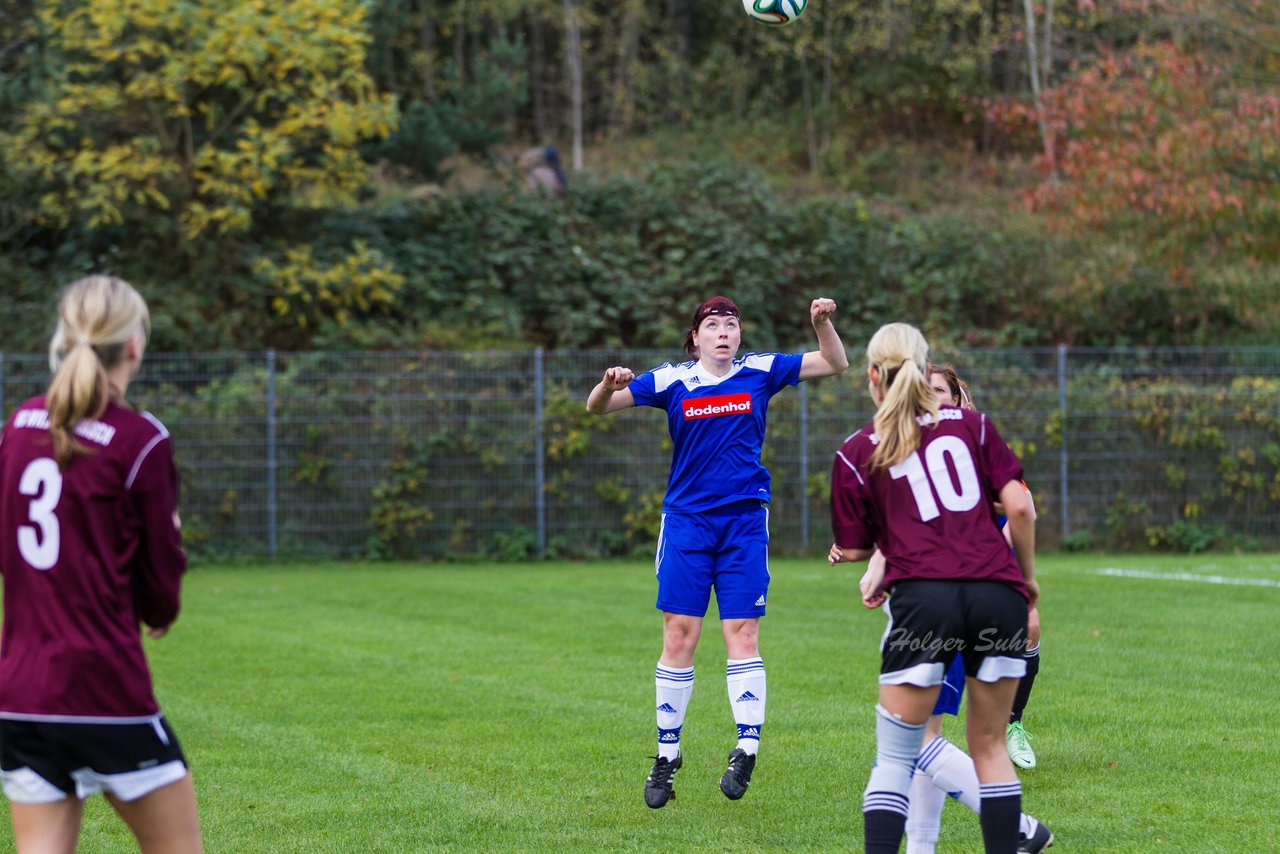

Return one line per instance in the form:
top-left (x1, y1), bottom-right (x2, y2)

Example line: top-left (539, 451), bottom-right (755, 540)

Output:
top-left (587, 296), bottom-right (848, 809)
top-left (828, 323), bottom-right (1040, 854)
top-left (0, 276), bottom-right (201, 852)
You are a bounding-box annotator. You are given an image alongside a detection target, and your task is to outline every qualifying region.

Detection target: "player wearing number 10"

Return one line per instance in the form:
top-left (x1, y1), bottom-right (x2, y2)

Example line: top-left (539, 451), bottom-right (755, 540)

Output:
top-left (828, 323), bottom-right (1039, 854)
top-left (0, 276), bottom-right (201, 852)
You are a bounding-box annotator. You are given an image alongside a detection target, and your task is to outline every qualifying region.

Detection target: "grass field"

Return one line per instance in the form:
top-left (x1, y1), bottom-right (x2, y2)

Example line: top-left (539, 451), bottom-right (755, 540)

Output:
top-left (4, 553), bottom-right (1278, 852)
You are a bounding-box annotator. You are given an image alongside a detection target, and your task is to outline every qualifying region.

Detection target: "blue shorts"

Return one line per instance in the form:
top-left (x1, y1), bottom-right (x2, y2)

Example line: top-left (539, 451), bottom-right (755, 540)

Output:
top-left (933, 655), bottom-right (966, 716)
top-left (655, 501), bottom-right (770, 619)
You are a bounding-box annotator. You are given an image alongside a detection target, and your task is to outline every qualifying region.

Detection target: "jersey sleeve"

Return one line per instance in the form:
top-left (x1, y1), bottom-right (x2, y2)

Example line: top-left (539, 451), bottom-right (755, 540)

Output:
top-left (830, 444), bottom-right (877, 549)
top-left (978, 414), bottom-right (1025, 498)
top-left (769, 353), bottom-right (804, 394)
top-left (127, 433), bottom-right (188, 629)
top-left (627, 365), bottom-right (667, 409)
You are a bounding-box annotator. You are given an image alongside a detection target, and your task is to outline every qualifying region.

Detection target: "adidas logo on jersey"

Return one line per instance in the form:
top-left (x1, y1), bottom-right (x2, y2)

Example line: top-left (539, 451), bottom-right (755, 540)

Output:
top-left (656, 703), bottom-right (678, 714)
top-left (735, 691), bottom-right (761, 703)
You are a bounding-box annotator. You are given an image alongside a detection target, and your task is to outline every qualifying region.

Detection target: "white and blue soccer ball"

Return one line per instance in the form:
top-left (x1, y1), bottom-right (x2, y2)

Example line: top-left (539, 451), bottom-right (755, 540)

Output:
top-left (742, 0), bottom-right (808, 26)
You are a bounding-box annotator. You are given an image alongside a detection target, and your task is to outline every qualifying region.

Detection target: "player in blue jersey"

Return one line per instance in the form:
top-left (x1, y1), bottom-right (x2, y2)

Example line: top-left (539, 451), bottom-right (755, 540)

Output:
top-left (586, 295), bottom-right (849, 809)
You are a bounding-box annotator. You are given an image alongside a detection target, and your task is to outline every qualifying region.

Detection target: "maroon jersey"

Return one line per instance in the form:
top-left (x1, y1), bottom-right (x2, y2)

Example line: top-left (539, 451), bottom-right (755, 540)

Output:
top-left (0, 395), bottom-right (186, 720)
top-left (831, 406), bottom-right (1028, 599)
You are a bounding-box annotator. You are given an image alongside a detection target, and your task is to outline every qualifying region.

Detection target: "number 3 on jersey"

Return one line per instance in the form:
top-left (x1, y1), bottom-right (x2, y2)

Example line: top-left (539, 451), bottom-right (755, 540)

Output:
top-left (889, 435), bottom-right (981, 521)
top-left (18, 457), bottom-right (62, 570)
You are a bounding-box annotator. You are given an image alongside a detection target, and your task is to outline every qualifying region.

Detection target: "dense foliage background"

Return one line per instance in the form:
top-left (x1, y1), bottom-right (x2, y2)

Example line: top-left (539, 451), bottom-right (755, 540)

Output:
top-left (1, 0), bottom-right (1276, 353)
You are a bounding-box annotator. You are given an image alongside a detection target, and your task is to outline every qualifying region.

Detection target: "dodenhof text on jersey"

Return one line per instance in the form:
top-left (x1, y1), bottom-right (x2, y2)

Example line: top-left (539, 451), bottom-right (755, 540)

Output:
top-left (682, 394), bottom-right (753, 420)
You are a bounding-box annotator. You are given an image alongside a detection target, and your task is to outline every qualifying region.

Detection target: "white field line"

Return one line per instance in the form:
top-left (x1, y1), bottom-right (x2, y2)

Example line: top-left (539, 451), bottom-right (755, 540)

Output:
top-left (1094, 567), bottom-right (1280, 588)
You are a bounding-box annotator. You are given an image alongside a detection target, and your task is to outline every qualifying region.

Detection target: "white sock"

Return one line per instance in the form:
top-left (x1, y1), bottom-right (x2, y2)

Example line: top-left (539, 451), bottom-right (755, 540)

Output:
top-left (863, 704), bottom-right (925, 818)
top-left (916, 736), bottom-right (980, 813)
top-left (905, 767), bottom-right (943, 854)
top-left (919, 736), bottom-right (1040, 832)
top-left (726, 657), bottom-right (765, 755)
top-left (655, 663), bottom-right (694, 761)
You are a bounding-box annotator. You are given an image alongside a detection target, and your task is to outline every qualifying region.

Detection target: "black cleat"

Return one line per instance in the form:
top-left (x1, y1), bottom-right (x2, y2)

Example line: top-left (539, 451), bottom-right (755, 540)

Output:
top-left (1018, 816), bottom-right (1054, 853)
top-left (645, 754), bottom-right (682, 809)
top-left (719, 748), bottom-right (756, 800)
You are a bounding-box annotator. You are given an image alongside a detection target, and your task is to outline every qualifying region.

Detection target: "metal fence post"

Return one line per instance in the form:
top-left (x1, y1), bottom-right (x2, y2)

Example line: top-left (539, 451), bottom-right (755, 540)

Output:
top-left (1057, 343), bottom-right (1069, 540)
top-left (266, 349), bottom-right (278, 558)
top-left (799, 381), bottom-right (809, 550)
top-left (535, 348), bottom-right (546, 557)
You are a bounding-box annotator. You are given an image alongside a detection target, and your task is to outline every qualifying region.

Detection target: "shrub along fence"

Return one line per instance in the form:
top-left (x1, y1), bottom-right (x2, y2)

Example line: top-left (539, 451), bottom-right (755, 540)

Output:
top-left (2, 347), bottom-right (1278, 559)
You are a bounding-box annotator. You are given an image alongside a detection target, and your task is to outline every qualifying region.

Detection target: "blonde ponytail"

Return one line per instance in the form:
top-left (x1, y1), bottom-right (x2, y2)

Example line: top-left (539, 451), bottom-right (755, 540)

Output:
top-left (867, 323), bottom-right (938, 471)
top-left (46, 276), bottom-right (150, 469)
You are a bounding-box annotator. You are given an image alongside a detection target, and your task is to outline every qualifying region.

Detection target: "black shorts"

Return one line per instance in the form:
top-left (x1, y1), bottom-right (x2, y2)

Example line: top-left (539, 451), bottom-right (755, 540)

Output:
top-left (0, 716), bottom-right (188, 804)
top-left (879, 580), bottom-right (1028, 687)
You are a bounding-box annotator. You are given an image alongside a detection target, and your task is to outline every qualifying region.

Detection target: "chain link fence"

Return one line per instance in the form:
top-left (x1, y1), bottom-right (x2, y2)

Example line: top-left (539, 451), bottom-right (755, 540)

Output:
top-left (3, 347), bottom-right (1279, 559)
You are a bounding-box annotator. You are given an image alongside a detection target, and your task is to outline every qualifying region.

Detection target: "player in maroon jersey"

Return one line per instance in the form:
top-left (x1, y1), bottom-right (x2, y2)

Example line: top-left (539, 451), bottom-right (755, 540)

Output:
top-left (855, 362), bottom-right (1051, 854)
top-left (828, 323), bottom-right (1039, 854)
top-left (0, 276), bottom-right (201, 852)
top-left (928, 363), bottom-right (1043, 772)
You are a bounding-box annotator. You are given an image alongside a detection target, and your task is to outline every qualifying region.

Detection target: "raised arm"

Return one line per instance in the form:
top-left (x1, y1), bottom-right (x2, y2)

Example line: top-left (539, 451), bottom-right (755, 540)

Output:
top-left (799, 298), bottom-right (850, 381)
top-left (586, 366), bottom-right (637, 415)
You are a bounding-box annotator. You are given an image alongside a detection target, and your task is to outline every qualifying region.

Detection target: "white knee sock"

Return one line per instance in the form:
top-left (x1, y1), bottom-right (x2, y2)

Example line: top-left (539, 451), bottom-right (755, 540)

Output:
top-left (655, 663), bottom-right (694, 760)
top-left (918, 736), bottom-right (1039, 835)
top-left (726, 657), bottom-right (765, 755)
top-left (905, 767), bottom-right (944, 854)
top-left (863, 704), bottom-right (926, 818)
top-left (916, 736), bottom-right (980, 812)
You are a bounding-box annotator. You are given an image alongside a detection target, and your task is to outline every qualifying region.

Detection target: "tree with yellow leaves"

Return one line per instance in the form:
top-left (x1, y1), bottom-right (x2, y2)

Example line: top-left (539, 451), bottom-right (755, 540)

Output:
top-left (4, 0), bottom-right (403, 332)
top-left (8, 0), bottom-right (397, 237)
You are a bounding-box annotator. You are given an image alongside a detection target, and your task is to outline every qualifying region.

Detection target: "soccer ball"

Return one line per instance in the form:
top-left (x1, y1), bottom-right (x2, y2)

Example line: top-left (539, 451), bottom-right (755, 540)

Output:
top-left (742, 0), bottom-right (808, 26)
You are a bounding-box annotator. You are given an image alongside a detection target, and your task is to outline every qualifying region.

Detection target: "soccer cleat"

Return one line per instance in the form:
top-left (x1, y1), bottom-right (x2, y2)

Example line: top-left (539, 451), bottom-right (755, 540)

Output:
top-left (1006, 721), bottom-right (1037, 769)
top-left (719, 748), bottom-right (757, 800)
top-left (1017, 816), bottom-right (1054, 853)
top-left (644, 753), bottom-right (682, 809)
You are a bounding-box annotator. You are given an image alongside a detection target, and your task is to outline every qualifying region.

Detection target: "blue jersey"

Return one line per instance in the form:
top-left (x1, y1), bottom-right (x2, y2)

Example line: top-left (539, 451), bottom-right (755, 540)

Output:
top-left (630, 352), bottom-right (804, 514)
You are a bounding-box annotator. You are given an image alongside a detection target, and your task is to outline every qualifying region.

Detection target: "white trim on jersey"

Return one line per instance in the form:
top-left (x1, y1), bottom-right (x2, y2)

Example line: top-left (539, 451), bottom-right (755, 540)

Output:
top-left (126, 411), bottom-right (173, 489)
top-left (649, 362), bottom-right (684, 394)
top-left (650, 353), bottom-right (785, 394)
top-left (125, 433), bottom-right (167, 489)
top-left (0, 712), bottom-right (166, 726)
top-left (139, 410), bottom-right (170, 438)
top-left (835, 450), bottom-right (865, 485)
top-left (741, 353), bottom-right (778, 372)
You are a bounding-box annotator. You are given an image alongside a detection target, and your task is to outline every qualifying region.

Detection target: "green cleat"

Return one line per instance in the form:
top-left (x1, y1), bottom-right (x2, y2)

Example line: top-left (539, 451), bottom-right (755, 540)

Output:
top-left (1006, 720), bottom-right (1037, 769)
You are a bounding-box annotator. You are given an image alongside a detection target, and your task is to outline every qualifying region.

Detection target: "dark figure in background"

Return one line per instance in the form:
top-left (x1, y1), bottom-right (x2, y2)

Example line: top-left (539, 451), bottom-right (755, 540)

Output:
top-left (523, 145), bottom-right (569, 196)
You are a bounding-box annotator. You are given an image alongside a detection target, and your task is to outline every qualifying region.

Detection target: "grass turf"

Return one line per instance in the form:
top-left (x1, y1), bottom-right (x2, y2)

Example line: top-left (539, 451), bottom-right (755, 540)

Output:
top-left (3, 553), bottom-right (1277, 851)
